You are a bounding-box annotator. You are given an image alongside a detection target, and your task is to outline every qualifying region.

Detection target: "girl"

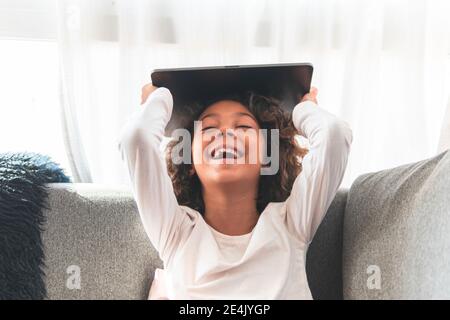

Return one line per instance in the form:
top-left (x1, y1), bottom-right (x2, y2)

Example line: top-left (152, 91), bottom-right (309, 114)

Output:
top-left (118, 84), bottom-right (352, 299)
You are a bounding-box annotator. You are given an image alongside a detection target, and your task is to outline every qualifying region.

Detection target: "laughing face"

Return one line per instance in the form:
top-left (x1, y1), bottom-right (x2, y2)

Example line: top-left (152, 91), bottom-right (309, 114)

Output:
top-left (191, 99), bottom-right (265, 185)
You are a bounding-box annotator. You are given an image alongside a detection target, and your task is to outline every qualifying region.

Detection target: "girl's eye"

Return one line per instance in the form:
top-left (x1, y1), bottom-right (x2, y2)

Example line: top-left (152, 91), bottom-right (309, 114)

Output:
top-left (202, 126), bottom-right (215, 132)
top-left (236, 125), bottom-right (252, 129)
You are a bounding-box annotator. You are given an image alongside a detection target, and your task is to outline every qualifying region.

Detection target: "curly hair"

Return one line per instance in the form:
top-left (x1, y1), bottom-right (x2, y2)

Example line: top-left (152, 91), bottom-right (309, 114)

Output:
top-left (165, 91), bottom-right (309, 215)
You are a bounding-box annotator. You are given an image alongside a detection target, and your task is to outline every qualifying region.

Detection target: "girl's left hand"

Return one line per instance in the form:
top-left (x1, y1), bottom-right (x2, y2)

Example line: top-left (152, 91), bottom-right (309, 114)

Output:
top-left (300, 87), bottom-right (318, 104)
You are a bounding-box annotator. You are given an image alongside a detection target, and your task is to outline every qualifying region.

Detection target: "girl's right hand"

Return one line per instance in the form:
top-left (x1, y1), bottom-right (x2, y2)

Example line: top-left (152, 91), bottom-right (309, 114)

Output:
top-left (141, 83), bottom-right (159, 105)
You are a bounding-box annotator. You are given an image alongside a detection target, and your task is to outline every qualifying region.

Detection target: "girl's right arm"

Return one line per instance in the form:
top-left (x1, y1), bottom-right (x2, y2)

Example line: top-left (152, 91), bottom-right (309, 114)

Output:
top-left (118, 87), bottom-right (193, 264)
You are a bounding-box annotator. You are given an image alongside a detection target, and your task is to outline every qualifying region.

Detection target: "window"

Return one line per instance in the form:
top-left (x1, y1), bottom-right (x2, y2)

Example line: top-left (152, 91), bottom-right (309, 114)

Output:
top-left (0, 0), bottom-right (71, 176)
top-left (0, 38), bottom-right (71, 176)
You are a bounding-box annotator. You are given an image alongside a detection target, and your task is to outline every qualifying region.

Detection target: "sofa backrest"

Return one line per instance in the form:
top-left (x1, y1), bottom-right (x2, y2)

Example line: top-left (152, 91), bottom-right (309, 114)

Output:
top-left (43, 149), bottom-right (450, 299)
top-left (42, 183), bottom-right (162, 299)
top-left (42, 183), bottom-right (347, 299)
top-left (343, 149), bottom-right (450, 299)
top-left (306, 190), bottom-right (347, 300)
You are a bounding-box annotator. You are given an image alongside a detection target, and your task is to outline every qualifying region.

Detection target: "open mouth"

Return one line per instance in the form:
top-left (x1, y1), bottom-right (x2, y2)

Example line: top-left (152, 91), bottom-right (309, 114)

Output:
top-left (210, 147), bottom-right (244, 160)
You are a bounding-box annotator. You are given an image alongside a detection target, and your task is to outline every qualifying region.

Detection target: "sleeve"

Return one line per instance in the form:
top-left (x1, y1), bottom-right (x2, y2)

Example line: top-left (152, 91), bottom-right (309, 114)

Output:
top-left (284, 100), bottom-right (353, 244)
top-left (117, 87), bottom-right (193, 264)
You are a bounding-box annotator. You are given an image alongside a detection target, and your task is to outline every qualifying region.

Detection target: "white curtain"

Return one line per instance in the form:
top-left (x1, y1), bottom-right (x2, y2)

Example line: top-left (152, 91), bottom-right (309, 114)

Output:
top-left (57, 0), bottom-right (450, 188)
top-left (438, 96), bottom-right (450, 153)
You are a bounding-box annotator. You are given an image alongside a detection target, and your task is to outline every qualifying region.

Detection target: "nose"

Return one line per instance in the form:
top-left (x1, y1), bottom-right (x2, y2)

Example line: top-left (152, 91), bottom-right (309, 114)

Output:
top-left (214, 128), bottom-right (236, 139)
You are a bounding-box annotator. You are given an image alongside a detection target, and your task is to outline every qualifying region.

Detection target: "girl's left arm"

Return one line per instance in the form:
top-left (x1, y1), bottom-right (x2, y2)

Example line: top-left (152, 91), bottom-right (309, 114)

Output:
top-left (284, 100), bottom-right (353, 244)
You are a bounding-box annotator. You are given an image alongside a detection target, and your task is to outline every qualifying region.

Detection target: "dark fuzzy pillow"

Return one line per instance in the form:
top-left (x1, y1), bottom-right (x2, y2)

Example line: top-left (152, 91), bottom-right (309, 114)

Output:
top-left (0, 152), bottom-right (71, 299)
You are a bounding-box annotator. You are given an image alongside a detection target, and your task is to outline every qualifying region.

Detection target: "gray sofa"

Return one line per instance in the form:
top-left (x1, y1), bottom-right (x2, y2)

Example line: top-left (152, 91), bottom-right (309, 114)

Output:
top-left (42, 149), bottom-right (450, 299)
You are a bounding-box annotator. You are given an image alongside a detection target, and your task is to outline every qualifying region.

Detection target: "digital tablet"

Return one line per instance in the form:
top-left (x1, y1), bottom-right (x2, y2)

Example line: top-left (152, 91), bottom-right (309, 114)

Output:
top-left (151, 62), bottom-right (313, 136)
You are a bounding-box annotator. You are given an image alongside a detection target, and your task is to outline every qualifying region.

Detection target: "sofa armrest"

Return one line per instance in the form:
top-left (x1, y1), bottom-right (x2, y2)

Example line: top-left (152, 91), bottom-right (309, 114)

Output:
top-left (343, 149), bottom-right (450, 299)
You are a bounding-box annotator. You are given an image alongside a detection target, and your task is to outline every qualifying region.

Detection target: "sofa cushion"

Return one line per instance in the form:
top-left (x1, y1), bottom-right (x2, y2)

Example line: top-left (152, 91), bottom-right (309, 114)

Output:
top-left (343, 149), bottom-right (450, 299)
top-left (42, 183), bottom-right (162, 299)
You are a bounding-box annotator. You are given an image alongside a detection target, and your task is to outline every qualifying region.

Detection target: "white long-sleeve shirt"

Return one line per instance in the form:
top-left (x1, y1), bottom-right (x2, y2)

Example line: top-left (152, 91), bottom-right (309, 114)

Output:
top-left (118, 87), bottom-right (353, 300)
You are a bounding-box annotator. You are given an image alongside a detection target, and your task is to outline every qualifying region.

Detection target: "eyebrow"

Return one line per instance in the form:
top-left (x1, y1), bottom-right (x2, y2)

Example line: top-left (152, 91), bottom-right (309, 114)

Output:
top-left (199, 112), bottom-right (257, 122)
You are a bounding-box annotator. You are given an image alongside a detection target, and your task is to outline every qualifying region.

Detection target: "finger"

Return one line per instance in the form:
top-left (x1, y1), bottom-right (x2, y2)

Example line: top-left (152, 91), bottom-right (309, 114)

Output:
top-left (141, 83), bottom-right (157, 104)
top-left (304, 87), bottom-right (318, 104)
top-left (141, 90), bottom-right (148, 105)
top-left (301, 93), bottom-right (315, 101)
top-left (301, 94), bottom-right (318, 104)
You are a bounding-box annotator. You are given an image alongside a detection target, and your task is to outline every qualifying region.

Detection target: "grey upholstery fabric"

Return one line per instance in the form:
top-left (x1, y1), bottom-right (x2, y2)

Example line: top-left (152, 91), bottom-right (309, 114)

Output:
top-left (42, 183), bottom-right (162, 300)
top-left (41, 183), bottom-right (348, 300)
top-left (41, 148), bottom-right (450, 300)
top-left (306, 189), bottom-right (347, 300)
top-left (343, 149), bottom-right (450, 299)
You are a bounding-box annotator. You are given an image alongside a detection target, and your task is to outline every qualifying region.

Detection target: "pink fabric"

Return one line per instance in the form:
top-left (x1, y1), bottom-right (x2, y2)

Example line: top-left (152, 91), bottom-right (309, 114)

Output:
top-left (148, 268), bottom-right (169, 300)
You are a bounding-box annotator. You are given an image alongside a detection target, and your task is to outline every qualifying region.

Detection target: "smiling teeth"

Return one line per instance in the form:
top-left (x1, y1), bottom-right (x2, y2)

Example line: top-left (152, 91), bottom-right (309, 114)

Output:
top-left (213, 147), bottom-right (238, 159)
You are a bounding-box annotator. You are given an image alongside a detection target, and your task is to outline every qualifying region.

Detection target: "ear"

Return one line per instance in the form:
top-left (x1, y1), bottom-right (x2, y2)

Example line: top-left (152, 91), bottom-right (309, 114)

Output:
top-left (188, 166), bottom-right (196, 176)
